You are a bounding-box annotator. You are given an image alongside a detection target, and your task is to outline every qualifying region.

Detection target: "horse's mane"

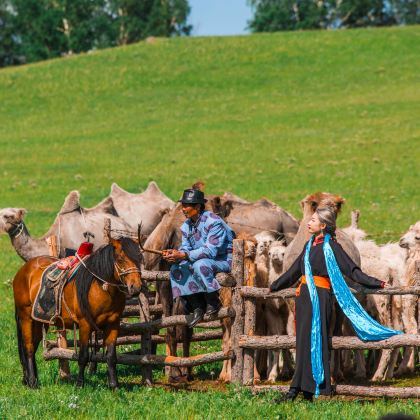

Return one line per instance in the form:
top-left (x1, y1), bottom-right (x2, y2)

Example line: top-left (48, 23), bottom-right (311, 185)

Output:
top-left (74, 237), bottom-right (142, 329)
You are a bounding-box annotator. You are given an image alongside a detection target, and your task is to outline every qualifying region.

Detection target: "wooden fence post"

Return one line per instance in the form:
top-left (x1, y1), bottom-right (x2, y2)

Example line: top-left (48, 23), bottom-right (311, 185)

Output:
top-left (242, 239), bottom-right (257, 385)
top-left (416, 260), bottom-right (420, 334)
top-left (242, 296), bottom-right (256, 385)
top-left (230, 239), bottom-right (245, 384)
top-left (139, 290), bottom-right (153, 385)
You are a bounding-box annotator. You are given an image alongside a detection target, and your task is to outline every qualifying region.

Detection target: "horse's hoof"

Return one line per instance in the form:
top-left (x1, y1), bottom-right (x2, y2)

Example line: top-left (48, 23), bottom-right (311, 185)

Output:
top-left (27, 379), bottom-right (38, 389)
top-left (169, 374), bottom-right (189, 384)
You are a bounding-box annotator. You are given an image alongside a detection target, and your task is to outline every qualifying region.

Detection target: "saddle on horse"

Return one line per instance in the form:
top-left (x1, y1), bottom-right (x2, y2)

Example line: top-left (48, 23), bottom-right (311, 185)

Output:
top-left (31, 242), bottom-right (93, 323)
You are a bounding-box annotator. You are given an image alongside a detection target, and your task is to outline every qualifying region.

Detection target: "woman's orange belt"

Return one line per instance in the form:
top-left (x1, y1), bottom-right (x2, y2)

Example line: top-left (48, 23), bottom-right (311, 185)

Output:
top-left (296, 275), bottom-right (331, 296)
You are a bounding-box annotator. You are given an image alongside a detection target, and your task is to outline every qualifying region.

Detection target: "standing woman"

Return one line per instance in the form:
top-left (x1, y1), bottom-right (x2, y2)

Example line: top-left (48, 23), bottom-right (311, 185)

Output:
top-left (270, 206), bottom-right (401, 402)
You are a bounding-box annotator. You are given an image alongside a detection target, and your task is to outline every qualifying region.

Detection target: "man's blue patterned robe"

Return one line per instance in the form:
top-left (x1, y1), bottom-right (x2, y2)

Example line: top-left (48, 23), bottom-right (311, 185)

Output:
top-left (170, 211), bottom-right (235, 298)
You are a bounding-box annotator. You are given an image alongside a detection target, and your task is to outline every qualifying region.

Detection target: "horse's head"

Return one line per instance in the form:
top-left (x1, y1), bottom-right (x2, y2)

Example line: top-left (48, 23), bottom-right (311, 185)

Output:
top-left (111, 237), bottom-right (143, 296)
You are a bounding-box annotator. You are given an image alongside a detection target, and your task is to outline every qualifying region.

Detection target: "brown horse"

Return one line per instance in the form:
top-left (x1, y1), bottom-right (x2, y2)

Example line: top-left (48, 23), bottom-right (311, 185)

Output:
top-left (13, 237), bottom-right (143, 389)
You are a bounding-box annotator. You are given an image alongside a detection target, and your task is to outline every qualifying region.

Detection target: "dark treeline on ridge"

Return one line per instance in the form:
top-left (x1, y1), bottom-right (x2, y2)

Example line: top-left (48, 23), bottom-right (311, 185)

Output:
top-left (0, 0), bottom-right (419, 68)
top-left (0, 0), bottom-right (191, 67)
top-left (248, 0), bottom-right (419, 32)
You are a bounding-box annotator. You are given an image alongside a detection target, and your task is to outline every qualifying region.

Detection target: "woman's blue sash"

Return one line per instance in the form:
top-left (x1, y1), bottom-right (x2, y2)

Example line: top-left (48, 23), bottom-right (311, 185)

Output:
top-left (303, 233), bottom-right (402, 396)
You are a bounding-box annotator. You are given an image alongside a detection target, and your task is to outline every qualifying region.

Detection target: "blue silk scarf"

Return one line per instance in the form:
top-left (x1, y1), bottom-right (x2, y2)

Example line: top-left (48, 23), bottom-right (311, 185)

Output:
top-left (304, 233), bottom-right (402, 396)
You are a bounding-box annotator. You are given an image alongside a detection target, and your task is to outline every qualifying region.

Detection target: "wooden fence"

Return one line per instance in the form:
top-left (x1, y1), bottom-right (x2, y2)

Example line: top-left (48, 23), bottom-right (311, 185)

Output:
top-left (42, 239), bottom-right (420, 398)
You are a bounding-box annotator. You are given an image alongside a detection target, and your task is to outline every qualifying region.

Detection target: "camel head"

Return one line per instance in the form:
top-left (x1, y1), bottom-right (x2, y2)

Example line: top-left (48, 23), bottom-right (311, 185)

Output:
top-left (300, 192), bottom-right (345, 218)
top-left (399, 221), bottom-right (420, 251)
top-left (268, 240), bottom-right (287, 265)
top-left (208, 196), bottom-right (233, 219)
top-left (0, 208), bottom-right (27, 234)
top-left (255, 231), bottom-right (277, 257)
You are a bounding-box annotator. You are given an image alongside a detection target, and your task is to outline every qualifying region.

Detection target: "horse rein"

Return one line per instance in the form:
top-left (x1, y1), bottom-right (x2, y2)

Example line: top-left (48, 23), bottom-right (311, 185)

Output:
top-left (76, 254), bottom-right (141, 295)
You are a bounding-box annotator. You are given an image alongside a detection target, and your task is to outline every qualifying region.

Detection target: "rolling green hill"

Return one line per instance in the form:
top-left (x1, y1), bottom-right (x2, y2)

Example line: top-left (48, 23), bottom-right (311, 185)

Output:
top-left (0, 26), bottom-right (419, 419)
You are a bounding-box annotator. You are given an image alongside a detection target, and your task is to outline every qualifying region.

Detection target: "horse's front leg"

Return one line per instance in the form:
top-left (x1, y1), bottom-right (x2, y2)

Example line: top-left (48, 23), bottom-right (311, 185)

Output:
top-left (77, 321), bottom-right (91, 388)
top-left (103, 322), bottom-right (120, 389)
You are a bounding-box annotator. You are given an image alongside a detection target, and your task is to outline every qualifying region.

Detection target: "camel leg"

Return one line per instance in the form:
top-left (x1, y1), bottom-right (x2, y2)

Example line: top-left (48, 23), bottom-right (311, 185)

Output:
top-left (342, 349), bottom-right (353, 377)
top-left (103, 322), bottom-right (120, 389)
top-left (182, 326), bottom-right (193, 380)
top-left (396, 296), bottom-right (418, 376)
top-left (76, 321), bottom-right (91, 388)
top-left (166, 326), bottom-right (181, 380)
top-left (385, 349), bottom-right (401, 380)
top-left (253, 357), bottom-right (261, 384)
top-left (371, 349), bottom-right (392, 382)
top-left (371, 296), bottom-right (392, 381)
top-left (280, 350), bottom-right (294, 379)
top-left (219, 317), bottom-right (231, 382)
top-left (384, 295), bottom-right (404, 380)
top-left (267, 351), bottom-right (280, 383)
top-left (219, 289), bottom-right (232, 383)
top-left (396, 347), bottom-right (416, 376)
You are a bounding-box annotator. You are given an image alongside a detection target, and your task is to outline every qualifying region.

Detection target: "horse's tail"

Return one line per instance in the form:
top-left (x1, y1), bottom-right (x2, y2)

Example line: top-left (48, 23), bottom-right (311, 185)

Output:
top-left (15, 308), bottom-right (28, 373)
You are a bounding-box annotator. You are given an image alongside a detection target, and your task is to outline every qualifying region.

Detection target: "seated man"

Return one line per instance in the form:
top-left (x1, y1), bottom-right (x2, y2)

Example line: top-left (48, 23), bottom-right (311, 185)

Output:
top-left (162, 188), bottom-right (235, 327)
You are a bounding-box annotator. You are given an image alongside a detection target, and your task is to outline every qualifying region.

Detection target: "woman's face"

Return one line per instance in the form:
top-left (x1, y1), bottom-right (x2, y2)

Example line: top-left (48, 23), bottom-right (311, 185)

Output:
top-left (307, 212), bottom-right (326, 235)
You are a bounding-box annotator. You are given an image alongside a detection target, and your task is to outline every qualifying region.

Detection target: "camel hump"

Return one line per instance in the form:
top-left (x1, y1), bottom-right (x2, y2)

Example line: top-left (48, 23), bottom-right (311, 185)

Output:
top-left (88, 196), bottom-right (118, 215)
top-left (192, 180), bottom-right (205, 191)
top-left (110, 182), bottom-right (127, 197)
top-left (145, 181), bottom-right (163, 195)
top-left (60, 191), bottom-right (80, 214)
top-left (255, 197), bottom-right (274, 207)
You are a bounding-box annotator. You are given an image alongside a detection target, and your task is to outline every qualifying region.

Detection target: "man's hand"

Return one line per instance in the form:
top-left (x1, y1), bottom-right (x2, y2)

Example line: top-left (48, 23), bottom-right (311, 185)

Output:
top-left (162, 249), bottom-right (187, 263)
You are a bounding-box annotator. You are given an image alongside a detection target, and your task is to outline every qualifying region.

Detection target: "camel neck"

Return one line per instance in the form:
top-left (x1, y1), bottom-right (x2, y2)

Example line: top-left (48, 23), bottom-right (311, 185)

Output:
top-left (9, 221), bottom-right (49, 261)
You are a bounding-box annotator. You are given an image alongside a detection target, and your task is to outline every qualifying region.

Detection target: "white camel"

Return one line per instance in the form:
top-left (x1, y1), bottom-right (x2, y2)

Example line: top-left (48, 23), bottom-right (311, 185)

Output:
top-left (343, 210), bottom-right (407, 380)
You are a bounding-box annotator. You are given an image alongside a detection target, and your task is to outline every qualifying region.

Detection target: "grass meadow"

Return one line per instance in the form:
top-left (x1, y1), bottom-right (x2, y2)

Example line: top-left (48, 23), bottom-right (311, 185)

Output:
top-left (0, 25), bottom-right (419, 418)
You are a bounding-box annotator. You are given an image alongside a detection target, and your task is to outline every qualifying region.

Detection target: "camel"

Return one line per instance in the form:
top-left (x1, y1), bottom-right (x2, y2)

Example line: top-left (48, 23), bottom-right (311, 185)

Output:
top-left (0, 191), bottom-right (131, 261)
top-left (143, 196), bottom-right (299, 271)
top-left (342, 210), bottom-right (407, 381)
top-left (109, 181), bottom-right (175, 235)
top-left (254, 231), bottom-right (278, 288)
top-left (395, 221), bottom-right (420, 376)
top-left (266, 239), bottom-right (294, 383)
top-left (218, 198), bottom-right (299, 245)
top-left (283, 192), bottom-right (360, 271)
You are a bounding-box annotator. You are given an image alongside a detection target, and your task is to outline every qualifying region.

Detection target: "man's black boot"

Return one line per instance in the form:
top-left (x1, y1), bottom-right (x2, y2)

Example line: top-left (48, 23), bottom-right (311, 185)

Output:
top-left (204, 291), bottom-right (222, 317)
top-left (186, 307), bottom-right (204, 328)
top-left (185, 293), bottom-right (205, 327)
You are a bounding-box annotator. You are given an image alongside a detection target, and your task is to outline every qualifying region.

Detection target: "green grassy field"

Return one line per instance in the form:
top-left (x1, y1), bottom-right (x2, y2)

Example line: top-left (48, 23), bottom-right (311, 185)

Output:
top-left (0, 25), bottom-right (419, 419)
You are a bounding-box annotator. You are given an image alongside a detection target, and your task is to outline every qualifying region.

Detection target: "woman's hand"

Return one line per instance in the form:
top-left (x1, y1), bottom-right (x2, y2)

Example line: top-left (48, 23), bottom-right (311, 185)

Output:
top-left (381, 281), bottom-right (390, 288)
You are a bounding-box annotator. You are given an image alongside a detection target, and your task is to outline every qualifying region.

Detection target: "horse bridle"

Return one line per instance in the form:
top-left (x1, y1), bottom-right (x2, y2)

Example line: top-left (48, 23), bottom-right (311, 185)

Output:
top-left (114, 261), bottom-right (142, 286)
top-left (76, 254), bottom-right (142, 295)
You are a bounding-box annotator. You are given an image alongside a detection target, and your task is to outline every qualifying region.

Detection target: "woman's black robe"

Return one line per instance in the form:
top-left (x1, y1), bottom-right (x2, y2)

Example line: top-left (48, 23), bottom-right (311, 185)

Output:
top-left (270, 237), bottom-right (383, 395)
